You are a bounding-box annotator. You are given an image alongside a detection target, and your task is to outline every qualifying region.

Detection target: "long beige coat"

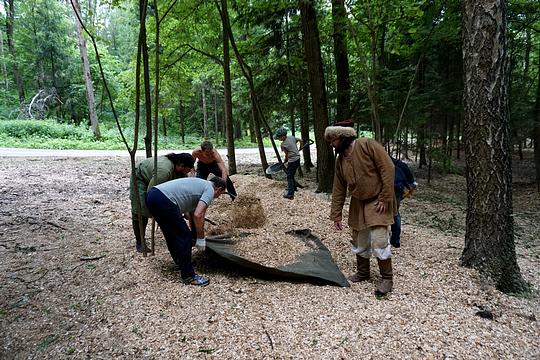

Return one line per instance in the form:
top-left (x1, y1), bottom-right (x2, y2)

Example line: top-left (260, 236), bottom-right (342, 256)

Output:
top-left (330, 138), bottom-right (397, 231)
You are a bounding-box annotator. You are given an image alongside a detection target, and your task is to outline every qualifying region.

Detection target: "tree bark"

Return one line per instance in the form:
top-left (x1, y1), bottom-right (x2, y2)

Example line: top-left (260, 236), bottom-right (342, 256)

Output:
top-left (202, 85), bottom-right (208, 138)
top-left (534, 42), bottom-right (540, 192)
top-left (251, 92), bottom-right (270, 179)
top-left (461, 0), bottom-right (528, 293)
top-left (217, 0), bottom-right (281, 176)
top-left (0, 29), bottom-right (7, 90)
top-left (214, 91), bottom-right (220, 144)
top-left (140, 0), bottom-right (152, 158)
top-left (285, 15), bottom-right (296, 136)
top-left (300, 0), bottom-right (334, 193)
top-left (72, 0), bottom-right (100, 139)
top-left (300, 77), bottom-right (313, 171)
top-left (331, 0), bottom-right (350, 121)
top-left (179, 100), bottom-right (185, 144)
top-left (221, 0), bottom-right (236, 175)
top-left (4, 0), bottom-right (24, 102)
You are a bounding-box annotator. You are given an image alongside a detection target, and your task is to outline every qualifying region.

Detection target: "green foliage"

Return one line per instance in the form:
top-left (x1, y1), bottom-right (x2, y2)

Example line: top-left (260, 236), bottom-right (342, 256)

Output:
top-left (0, 119), bottom-right (92, 140)
top-left (0, 0), bottom-right (537, 154)
top-left (0, 118), bottom-right (271, 150)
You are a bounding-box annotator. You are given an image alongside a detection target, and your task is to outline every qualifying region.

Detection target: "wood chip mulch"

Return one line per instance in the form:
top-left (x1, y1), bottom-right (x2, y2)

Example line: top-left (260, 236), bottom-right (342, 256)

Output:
top-left (0, 155), bottom-right (538, 359)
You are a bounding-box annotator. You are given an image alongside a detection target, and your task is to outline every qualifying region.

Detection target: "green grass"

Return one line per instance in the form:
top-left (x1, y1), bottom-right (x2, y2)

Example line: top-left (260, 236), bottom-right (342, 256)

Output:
top-left (0, 119), bottom-right (282, 150)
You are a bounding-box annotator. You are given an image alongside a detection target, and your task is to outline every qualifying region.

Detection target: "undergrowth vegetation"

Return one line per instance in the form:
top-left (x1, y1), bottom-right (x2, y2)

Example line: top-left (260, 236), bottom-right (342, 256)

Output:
top-left (0, 119), bottom-right (269, 150)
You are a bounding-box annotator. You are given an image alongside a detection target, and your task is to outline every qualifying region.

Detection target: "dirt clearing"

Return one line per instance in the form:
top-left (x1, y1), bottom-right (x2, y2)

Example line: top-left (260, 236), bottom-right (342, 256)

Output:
top-left (0, 154), bottom-right (538, 359)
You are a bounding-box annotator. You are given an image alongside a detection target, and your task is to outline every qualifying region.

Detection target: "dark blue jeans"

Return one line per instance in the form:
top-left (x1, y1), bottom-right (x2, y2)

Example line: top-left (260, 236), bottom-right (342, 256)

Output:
top-left (196, 161), bottom-right (237, 200)
top-left (286, 159), bottom-right (300, 196)
top-left (390, 192), bottom-right (403, 247)
top-left (146, 188), bottom-right (195, 279)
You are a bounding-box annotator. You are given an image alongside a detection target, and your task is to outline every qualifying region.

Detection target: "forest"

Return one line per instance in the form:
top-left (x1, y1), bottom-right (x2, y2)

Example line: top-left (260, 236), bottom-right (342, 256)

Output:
top-left (0, 0), bottom-right (539, 358)
top-left (0, 1), bottom-right (538, 164)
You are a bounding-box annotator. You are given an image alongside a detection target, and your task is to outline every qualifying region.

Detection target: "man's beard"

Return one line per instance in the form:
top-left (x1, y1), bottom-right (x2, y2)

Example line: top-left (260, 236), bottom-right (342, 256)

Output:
top-left (335, 137), bottom-right (354, 155)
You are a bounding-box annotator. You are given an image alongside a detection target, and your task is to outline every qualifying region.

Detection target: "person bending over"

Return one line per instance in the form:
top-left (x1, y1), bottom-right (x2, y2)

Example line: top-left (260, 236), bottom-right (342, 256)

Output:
top-left (130, 153), bottom-right (195, 253)
top-left (146, 176), bottom-right (226, 286)
top-left (192, 140), bottom-right (237, 200)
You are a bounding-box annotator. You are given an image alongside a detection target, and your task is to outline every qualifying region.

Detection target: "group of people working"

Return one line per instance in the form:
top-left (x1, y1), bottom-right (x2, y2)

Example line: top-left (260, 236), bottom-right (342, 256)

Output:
top-left (129, 124), bottom-right (416, 295)
top-left (129, 141), bottom-right (236, 286)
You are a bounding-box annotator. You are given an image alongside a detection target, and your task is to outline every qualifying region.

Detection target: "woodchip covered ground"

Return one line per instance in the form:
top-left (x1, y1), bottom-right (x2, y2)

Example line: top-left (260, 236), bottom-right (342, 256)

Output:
top-left (0, 152), bottom-right (538, 359)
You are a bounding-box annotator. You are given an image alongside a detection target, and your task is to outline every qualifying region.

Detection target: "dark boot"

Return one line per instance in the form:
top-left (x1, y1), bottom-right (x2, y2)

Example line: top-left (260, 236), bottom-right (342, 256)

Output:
top-left (375, 258), bottom-right (393, 295)
top-left (132, 216), bottom-right (149, 253)
top-left (349, 255), bottom-right (370, 283)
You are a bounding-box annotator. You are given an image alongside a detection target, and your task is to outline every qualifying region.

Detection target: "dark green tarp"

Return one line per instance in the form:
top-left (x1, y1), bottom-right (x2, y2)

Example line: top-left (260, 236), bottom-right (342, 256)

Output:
top-left (206, 229), bottom-right (350, 287)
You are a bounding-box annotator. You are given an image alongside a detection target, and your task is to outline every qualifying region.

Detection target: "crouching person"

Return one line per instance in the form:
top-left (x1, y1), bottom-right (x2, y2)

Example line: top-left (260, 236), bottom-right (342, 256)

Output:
top-left (146, 177), bottom-right (226, 286)
top-left (325, 125), bottom-right (397, 295)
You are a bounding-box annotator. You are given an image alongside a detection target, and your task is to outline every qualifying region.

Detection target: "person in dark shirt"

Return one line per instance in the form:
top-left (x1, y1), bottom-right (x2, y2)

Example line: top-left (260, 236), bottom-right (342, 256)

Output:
top-left (390, 157), bottom-right (417, 248)
top-left (130, 153), bottom-right (195, 253)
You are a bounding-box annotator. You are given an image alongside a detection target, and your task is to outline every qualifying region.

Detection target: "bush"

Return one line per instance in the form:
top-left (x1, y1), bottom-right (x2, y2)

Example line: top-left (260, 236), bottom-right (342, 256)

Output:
top-left (0, 118), bottom-right (296, 150)
top-left (0, 119), bottom-right (92, 140)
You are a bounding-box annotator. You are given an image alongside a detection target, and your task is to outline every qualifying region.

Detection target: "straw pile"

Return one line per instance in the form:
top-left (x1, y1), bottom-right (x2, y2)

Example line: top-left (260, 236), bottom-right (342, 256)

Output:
top-left (231, 193), bottom-right (266, 228)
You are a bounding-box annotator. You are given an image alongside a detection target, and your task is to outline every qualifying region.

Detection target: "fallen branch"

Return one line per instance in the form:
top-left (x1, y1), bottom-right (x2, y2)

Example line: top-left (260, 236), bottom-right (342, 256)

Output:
top-left (46, 221), bottom-right (67, 230)
top-left (262, 324), bottom-right (274, 350)
top-left (79, 255), bottom-right (106, 261)
top-left (28, 90), bottom-right (44, 118)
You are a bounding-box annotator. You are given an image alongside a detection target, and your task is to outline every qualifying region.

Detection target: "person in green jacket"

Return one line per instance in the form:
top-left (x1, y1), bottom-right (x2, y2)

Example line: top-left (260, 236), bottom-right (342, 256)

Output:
top-left (130, 153), bottom-right (195, 252)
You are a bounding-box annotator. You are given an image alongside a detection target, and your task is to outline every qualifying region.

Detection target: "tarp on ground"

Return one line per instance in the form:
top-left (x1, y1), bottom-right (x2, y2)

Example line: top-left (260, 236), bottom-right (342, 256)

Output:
top-left (206, 229), bottom-right (350, 287)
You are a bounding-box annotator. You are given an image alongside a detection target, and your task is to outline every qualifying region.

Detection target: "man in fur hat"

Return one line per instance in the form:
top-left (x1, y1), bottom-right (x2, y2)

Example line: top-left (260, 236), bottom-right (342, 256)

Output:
top-left (325, 126), bottom-right (397, 295)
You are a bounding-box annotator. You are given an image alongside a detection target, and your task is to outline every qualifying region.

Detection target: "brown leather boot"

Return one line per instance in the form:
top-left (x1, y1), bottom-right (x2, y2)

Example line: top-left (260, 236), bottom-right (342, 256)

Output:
top-left (349, 255), bottom-right (370, 282)
top-left (375, 258), bottom-right (393, 295)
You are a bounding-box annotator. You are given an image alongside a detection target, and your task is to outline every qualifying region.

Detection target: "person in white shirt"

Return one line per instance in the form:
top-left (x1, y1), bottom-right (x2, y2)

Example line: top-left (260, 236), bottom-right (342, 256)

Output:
top-left (146, 177), bottom-right (226, 286)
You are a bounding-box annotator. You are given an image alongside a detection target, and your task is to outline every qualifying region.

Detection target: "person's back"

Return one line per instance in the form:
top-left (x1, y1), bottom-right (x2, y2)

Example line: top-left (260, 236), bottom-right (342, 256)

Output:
top-left (155, 177), bottom-right (215, 213)
top-left (390, 157), bottom-right (416, 248)
top-left (129, 153), bottom-right (194, 253)
top-left (136, 156), bottom-right (174, 184)
top-left (391, 158), bottom-right (416, 200)
top-left (280, 135), bottom-right (300, 163)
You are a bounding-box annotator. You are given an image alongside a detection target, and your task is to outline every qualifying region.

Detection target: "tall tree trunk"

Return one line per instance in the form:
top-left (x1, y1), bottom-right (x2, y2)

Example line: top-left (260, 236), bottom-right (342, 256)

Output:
top-left (331, 0), bottom-right (350, 121)
top-left (217, 0), bottom-right (282, 176)
top-left (162, 116), bottom-right (167, 136)
top-left (403, 126), bottom-right (409, 160)
top-left (300, 77), bottom-right (313, 171)
top-left (72, 0), bottom-right (100, 139)
top-left (221, 0), bottom-right (236, 175)
top-left (179, 100), bottom-right (185, 144)
top-left (4, 0), bottom-right (24, 102)
top-left (418, 124), bottom-right (427, 168)
top-left (202, 85), bottom-right (208, 138)
top-left (524, 29), bottom-right (531, 79)
top-left (456, 113), bottom-right (461, 159)
top-left (140, 0), bottom-right (152, 158)
top-left (300, 0), bottom-right (334, 193)
top-left (285, 16), bottom-right (296, 136)
top-left (0, 29), bottom-right (7, 90)
top-left (461, 0), bottom-right (528, 293)
top-left (251, 92), bottom-right (270, 178)
top-left (534, 43), bottom-right (540, 192)
top-left (366, 3), bottom-right (381, 142)
top-left (214, 91), bottom-right (220, 144)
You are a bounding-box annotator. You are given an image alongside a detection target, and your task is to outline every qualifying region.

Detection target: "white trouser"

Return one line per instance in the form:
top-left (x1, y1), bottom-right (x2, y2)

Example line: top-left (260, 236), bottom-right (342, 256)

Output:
top-left (351, 226), bottom-right (392, 260)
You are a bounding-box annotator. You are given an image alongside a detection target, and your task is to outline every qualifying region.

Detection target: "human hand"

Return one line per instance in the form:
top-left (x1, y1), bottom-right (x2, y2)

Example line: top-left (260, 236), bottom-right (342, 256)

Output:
top-left (334, 221), bottom-right (343, 231)
top-left (375, 201), bottom-right (387, 214)
top-left (195, 237), bottom-right (206, 251)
